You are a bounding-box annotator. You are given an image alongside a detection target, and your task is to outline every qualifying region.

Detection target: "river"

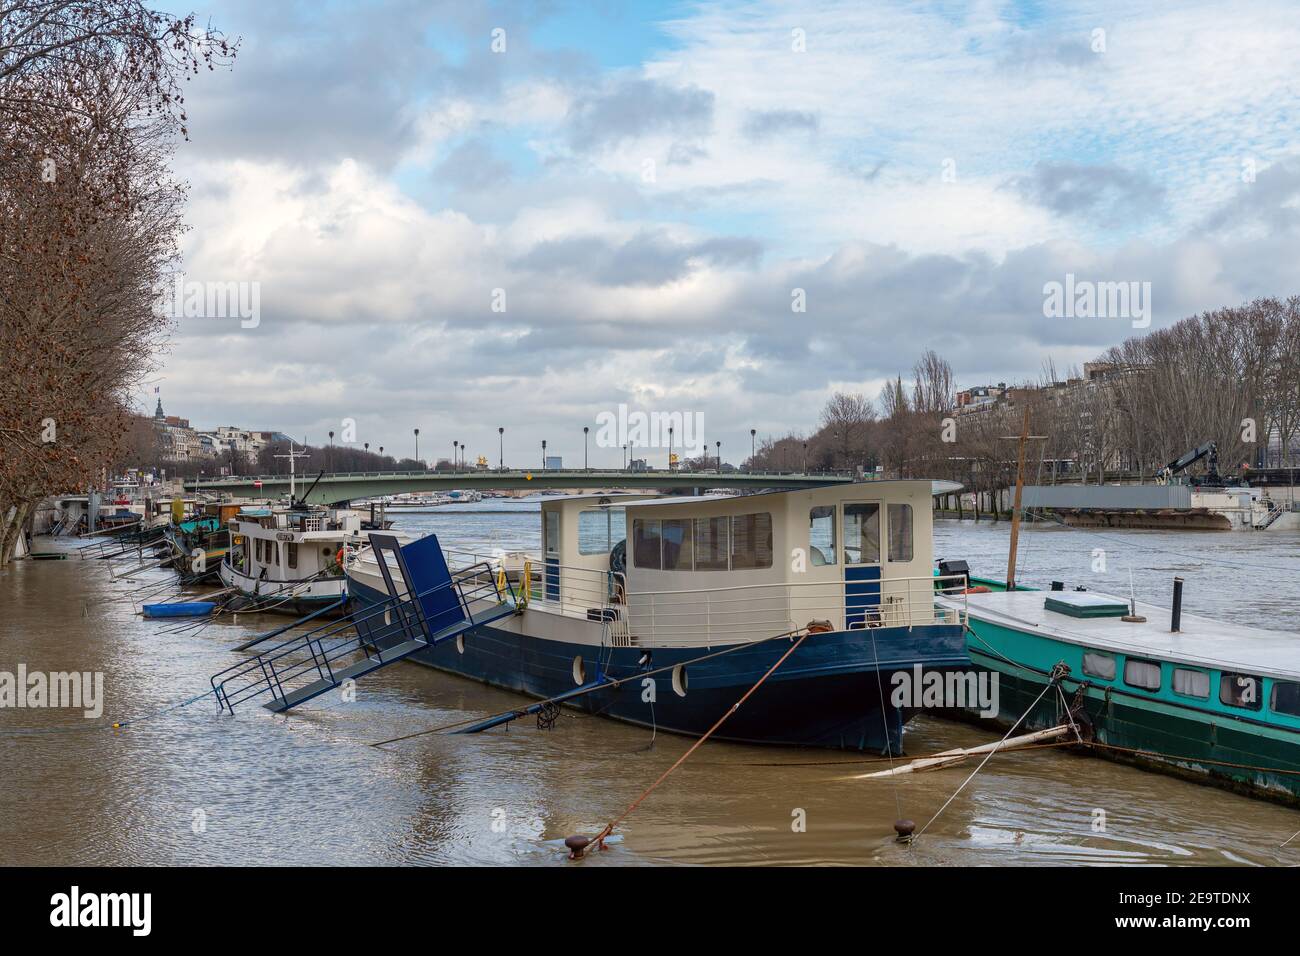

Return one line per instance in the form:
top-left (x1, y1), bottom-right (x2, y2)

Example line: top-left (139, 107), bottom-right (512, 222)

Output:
top-left (2, 501), bottom-right (1297, 866)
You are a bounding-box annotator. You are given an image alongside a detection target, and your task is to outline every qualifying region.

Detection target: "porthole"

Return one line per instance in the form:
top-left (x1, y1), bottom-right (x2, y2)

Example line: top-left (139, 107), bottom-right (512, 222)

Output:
top-left (456, 634), bottom-right (465, 655)
top-left (672, 664), bottom-right (688, 698)
top-left (572, 656), bottom-right (586, 686)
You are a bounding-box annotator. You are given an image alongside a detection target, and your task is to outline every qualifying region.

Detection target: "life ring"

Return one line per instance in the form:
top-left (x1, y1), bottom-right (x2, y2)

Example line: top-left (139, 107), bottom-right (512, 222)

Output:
top-left (964, 585), bottom-right (991, 594)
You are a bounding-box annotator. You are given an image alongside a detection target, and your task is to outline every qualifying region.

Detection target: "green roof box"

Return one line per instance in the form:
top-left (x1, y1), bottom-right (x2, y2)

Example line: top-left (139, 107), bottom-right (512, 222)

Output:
top-left (1044, 592), bottom-right (1129, 619)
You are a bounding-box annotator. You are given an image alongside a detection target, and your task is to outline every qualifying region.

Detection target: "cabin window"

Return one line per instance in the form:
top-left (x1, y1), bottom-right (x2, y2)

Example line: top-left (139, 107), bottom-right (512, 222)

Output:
top-left (578, 509), bottom-right (626, 556)
top-left (694, 517), bottom-right (729, 570)
top-left (809, 506), bottom-right (836, 566)
top-left (544, 511), bottom-right (560, 556)
top-left (1270, 681), bottom-right (1300, 717)
top-left (662, 519), bottom-right (693, 571)
top-left (1123, 658), bottom-right (1162, 691)
top-left (268, 542), bottom-right (278, 567)
top-left (1082, 651), bottom-right (1116, 681)
top-left (730, 513), bottom-right (773, 570)
top-left (842, 503), bottom-right (880, 565)
top-left (1172, 668), bottom-right (1210, 699)
top-left (286, 542), bottom-right (298, 570)
top-left (887, 504), bottom-right (913, 562)
top-left (632, 519), bottom-right (662, 570)
top-left (255, 539), bottom-right (264, 563)
top-left (1219, 673), bottom-right (1262, 711)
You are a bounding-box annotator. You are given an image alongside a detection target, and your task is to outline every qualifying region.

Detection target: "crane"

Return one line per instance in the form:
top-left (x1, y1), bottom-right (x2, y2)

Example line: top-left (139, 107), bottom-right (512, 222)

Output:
top-left (1154, 441), bottom-right (1239, 487)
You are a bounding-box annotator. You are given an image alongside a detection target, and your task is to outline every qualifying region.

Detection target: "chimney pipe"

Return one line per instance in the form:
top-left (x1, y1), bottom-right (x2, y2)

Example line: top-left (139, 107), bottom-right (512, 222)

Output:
top-left (1171, 577), bottom-right (1184, 633)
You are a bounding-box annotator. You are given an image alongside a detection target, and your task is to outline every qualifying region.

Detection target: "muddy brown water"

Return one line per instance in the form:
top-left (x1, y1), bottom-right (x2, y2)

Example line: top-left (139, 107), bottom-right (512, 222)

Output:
top-left (2, 509), bottom-right (1298, 865)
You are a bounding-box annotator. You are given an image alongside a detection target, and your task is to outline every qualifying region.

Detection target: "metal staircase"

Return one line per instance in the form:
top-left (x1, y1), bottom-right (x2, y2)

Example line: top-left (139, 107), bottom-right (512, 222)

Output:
top-left (1255, 503), bottom-right (1289, 529)
top-left (210, 533), bottom-right (517, 713)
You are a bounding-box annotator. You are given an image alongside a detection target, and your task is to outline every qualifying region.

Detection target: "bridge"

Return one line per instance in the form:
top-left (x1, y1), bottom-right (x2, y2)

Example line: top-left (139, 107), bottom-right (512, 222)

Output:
top-left (184, 469), bottom-right (856, 504)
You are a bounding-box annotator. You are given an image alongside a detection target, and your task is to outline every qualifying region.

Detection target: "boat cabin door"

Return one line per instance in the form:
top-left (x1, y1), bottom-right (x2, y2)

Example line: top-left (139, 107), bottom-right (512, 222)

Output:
top-left (543, 507), bottom-right (561, 601)
top-left (841, 501), bottom-right (882, 627)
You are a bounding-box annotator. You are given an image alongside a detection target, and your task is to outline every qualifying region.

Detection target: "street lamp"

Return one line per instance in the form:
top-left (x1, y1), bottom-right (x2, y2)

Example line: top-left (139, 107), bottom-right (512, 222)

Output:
top-left (414, 428), bottom-right (420, 468)
top-left (541, 439), bottom-right (547, 469)
top-left (803, 441), bottom-right (807, 474)
top-left (583, 426), bottom-right (589, 471)
top-left (453, 440), bottom-right (458, 473)
top-left (668, 426), bottom-right (674, 470)
top-left (623, 444), bottom-right (628, 470)
top-left (716, 440), bottom-right (721, 472)
top-left (458, 442), bottom-right (463, 469)
top-left (750, 428), bottom-right (756, 470)
top-left (328, 430), bottom-right (334, 472)
top-left (498, 426), bottom-right (504, 471)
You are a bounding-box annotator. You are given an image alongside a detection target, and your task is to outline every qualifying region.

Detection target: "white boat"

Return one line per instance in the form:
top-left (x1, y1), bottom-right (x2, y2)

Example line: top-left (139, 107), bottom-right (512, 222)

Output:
top-left (219, 504), bottom-right (366, 616)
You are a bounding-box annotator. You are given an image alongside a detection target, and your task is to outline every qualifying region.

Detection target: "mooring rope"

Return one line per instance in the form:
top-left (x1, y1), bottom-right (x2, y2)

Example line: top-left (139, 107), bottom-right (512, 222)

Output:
top-left (0, 687), bottom-right (218, 737)
top-left (577, 629), bottom-right (811, 857)
top-left (912, 670), bottom-right (1062, 843)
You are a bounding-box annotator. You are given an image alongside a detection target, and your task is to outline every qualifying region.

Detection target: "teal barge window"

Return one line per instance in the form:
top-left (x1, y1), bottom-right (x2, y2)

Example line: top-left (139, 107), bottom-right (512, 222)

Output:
top-left (1220, 673), bottom-right (1262, 711)
top-left (694, 517), bottom-right (729, 570)
top-left (1172, 668), bottom-right (1210, 699)
top-left (1271, 681), bottom-right (1300, 717)
top-left (809, 506), bottom-right (836, 566)
top-left (1123, 658), bottom-right (1162, 691)
top-left (887, 503), bottom-right (913, 562)
top-left (1082, 651), bottom-right (1115, 681)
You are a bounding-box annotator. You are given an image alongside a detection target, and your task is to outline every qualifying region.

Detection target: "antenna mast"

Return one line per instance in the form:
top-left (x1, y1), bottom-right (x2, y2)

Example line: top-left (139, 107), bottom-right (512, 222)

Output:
top-left (274, 440), bottom-right (310, 502)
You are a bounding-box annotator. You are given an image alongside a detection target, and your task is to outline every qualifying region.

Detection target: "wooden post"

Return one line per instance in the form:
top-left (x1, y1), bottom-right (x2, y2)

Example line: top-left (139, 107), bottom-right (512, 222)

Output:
top-left (1006, 405), bottom-right (1031, 591)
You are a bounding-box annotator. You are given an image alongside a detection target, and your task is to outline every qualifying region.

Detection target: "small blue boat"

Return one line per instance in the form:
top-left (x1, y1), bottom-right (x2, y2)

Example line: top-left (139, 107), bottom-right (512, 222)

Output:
top-left (144, 601), bottom-right (216, 618)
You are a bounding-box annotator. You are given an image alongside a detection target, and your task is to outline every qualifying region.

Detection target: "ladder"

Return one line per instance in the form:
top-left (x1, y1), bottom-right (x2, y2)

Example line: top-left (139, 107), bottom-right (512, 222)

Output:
top-left (210, 533), bottom-right (517, 713)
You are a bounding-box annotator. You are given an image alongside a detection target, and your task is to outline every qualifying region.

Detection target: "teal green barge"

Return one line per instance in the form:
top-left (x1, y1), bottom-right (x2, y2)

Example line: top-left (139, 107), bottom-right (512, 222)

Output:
top-left (942, 587), bottom-right (1300, 807)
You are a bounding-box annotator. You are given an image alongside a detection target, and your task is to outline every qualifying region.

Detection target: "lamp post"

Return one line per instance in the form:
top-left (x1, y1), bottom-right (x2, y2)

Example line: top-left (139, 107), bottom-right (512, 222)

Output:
top-left (541, 439), bottom-right (547, 469)
top-left (750, 428), bottom-right (756, 471)
top-left (668, 426), bottom-right (674, 470)
top-left (328, 430), bottom-right (334, 473)
top-left (583, 426), bottom-right (589, 471)
top-left (623, 444), bottom-right (628, 470)
top-left (458, 441), bottom-right (463, 469)
top-left (802, 441), bottom-right (807, 474)
top-left (498, 427), bottom-right (504, 471)
top-left (716, 440), bottom-right (721, 472)
top-left (453, 441), bottom-right (458, 473)
top-left (413, 428), bottom-right (420, 468)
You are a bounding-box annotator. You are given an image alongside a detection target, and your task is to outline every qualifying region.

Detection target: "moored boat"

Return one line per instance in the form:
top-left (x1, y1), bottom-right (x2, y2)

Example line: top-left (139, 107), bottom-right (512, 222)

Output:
top-left (941, 582), bottom-right (1300, 806)
top-left (218, 504), bottom-right (363, 616)
top-left (345, 482), bottom-right (970, 752)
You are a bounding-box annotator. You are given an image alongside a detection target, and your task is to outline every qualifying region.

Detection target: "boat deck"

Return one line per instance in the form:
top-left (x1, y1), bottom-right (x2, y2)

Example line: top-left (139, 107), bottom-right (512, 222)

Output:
top-left (959, 590), bottom-right (1300, 682)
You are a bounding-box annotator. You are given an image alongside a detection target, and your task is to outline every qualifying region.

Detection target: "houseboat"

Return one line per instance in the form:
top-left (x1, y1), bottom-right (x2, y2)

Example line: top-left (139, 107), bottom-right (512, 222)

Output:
top-left (219, 504), bottom-right (365, 616)
top-left (344, 482), bottom-right (970, 752)
top-left (942, 583), bottom-right (1300, 806)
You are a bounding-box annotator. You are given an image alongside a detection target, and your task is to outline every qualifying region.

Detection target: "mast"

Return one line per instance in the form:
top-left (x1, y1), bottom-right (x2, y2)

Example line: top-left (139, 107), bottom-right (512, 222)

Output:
top-left (1000, 405), bottom-right (1045, 591)
top-left (274, 440), bottom-right (309, 503)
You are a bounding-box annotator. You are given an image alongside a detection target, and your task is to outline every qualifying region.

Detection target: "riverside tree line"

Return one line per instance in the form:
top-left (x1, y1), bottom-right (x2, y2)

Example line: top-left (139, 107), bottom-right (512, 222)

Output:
top-left (745, 297), bottom-right (1300, 501)
top-left (0, 1), bottom-right (233, 564)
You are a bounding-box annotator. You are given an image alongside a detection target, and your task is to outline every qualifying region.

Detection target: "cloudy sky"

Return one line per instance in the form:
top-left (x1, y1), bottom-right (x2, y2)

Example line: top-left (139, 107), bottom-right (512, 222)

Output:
top-left (152, 0), bottom-right (1300, 468)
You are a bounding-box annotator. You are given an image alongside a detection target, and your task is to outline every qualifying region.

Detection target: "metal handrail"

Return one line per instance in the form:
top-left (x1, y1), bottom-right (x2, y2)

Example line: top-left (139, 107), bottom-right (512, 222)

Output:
top-left (211, 561), bottom-right (512, 710)
top-left (621, 573), bottom-right (967, 646)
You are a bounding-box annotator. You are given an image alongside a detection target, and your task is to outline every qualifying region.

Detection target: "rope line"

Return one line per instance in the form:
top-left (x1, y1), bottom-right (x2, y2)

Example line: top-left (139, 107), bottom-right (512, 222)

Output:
top-left (913, 672), bottom-right (1060, 842)
top-left (581, 629), bottom-right (811, 855)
